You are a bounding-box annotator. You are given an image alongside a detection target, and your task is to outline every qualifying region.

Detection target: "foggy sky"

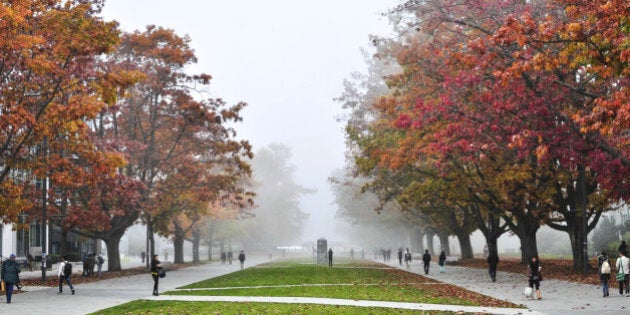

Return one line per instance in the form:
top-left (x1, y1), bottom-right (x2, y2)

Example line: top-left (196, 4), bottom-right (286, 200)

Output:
top-left (101, 0), bottom-right (396, 243)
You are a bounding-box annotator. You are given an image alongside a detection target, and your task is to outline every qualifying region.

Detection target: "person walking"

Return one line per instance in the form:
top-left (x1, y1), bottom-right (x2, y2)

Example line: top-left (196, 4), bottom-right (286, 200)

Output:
top-left (96, 254), bottom-right (104, 277)
top-left (404, 248), bottom-right (412, 268)
top-left (227, 250), bottom-right (233, 265)
top-left (527, 256), bottom-right (542, 300)
top-left (238, 250), bottom-right (246, 269)
top-left (615, 250), bottom-right (630, 296)
top-left (1, 253), bottom-right (21, 303)
top-left (58, 256), bottom-right (75, 295)
top-left (328, 248), bottom-right (333, 267)
top-left (397, 248), bottom-right (403, 266)
top-left (487, 252), bottom-right (500, 282)
top-left (597, 251), bottom-right (611, 297)
top-left (619, 241), bottom-right (628, 254)
top-left (438, 250), bottom-right (446, 273)
top-left (422, 250), bottom-right (431, 275)
top-left (150, 255), bottom-right (162, 296)
top-left (140, 251), bottom-right (146, 264)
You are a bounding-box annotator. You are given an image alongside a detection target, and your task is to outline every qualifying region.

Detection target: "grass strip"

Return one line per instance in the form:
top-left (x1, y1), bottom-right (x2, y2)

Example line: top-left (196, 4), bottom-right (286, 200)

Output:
top-left (89, 300), bottom-right (460, 314)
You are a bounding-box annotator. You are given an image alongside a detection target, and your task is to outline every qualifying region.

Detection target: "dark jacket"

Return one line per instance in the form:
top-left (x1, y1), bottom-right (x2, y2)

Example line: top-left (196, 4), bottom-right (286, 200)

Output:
top-left (151, 259), bottom-right (161, 274)
top-left (487, 254), bottom-right (499, 266)
top-left (1, 259), bottom-right (21, 283)
top-left (238, 252), bottom-right (246, 262)
top-left (438, 252), bottom-right (446, 266)
top-left (422, 253), bottom-right (431, 263)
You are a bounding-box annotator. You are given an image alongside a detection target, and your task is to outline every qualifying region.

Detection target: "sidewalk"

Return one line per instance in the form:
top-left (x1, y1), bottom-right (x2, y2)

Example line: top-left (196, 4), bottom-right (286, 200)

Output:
top-left (390, 260), bottom-right (629, 315)
top-left (2, 258), bottom-right (268, 314)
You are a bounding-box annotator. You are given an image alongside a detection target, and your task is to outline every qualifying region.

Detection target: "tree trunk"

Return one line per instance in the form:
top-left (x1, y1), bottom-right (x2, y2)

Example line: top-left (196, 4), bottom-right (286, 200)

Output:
top-left (192, 228), bottom-right (200, 263)
top-left (425, 230), bottom-right (436, 255)
top-left (173, 224), bottom-right (185, 264)
top-left (60, 229), bottom-right (69, 255)
top-left (515, 223), bottom-right (540, 264)
top-left (438, 231), bottom-right (450, 256)
top-left (104, 235), bottom-right (123, 271)
top-left (207, 229), bottom-right (213, 261)
top-left (455, 231), bottom-right (474, 259)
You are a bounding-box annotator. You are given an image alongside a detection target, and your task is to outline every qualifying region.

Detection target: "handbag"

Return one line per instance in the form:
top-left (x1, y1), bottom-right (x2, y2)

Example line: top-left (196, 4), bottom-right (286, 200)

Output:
top-left (158, 268), bottom-right (166, 278)
top-left (617, 261), bottom-right (625, 282)
top-left (1, 280), bottom-right (5, 292)
top-left (524, 286), bottom-right (532, 297)
top-left (538, 272), bottom-right (543, 281)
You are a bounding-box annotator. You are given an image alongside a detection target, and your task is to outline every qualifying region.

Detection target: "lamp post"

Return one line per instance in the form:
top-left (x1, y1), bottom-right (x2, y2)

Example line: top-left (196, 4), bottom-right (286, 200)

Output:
top-left (41, 137), bottom-right (48, 284)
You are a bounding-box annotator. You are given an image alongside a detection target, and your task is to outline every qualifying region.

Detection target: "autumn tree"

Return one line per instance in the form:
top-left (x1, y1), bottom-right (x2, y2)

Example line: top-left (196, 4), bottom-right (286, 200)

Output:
top-left (0, 0), bottom-right (123, 225)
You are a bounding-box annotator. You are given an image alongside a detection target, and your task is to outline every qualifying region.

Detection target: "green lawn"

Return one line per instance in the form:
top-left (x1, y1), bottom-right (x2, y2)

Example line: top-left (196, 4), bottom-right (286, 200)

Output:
top-left (91, 259), bottom-right (521, 314)
top-left (90, 300), bottom-right (458, 314)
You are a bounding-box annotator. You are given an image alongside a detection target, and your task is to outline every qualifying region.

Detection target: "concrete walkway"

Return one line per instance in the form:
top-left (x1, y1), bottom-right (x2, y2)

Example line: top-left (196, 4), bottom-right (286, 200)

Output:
top-left (389, 260), bottom-right (630, 315)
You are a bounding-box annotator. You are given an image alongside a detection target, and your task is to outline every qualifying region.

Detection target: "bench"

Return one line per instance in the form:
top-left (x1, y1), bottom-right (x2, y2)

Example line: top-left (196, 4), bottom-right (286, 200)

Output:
top-left (445, 256), bottom-right (459, 265)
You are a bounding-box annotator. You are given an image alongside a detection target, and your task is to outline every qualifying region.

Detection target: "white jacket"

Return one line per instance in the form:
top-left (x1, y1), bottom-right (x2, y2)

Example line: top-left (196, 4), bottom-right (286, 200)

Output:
top-left (58, 261), bottom-right (67, 277)
top-left (616, 256), bottom-right (630, 275)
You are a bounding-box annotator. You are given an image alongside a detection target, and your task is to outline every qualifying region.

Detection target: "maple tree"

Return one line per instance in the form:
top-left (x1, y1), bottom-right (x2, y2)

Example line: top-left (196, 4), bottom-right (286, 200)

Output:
top-left (107, 25), bottom-right (253, 265)
top-left (0, 0), bottom-right (123, 224)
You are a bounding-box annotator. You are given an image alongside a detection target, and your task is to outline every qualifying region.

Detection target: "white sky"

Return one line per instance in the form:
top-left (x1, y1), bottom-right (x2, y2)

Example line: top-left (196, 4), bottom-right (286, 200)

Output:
top-left (101, 0), bottom-right (397, 243)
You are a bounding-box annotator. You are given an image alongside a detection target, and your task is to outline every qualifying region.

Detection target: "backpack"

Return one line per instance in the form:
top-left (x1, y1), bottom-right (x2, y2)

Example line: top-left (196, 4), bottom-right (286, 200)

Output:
top-left (601, 260), bottom-right (611, 274)
top-left (98, 256), bottom-right (104, 264)
top-left (63, 261), bottom-right (72, 276)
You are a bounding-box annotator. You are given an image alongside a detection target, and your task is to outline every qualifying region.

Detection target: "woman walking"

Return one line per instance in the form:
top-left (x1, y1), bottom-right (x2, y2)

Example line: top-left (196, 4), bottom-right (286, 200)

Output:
top-left (527, 256), bottom-right (542, 300)
top-left (150, 254), bottom-right (162, 296)
top-left (615, 250), bottom-right (630, 296)
top-left (597, 251), bottom-right (611, 297)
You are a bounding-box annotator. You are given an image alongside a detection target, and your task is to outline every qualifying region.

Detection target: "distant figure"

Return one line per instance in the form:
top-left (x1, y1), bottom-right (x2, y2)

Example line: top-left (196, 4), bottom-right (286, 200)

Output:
top-left (597, 251), bottom-right (610, 297)
top-left (527, 256), bottom-right (542, 300)
top-left (361, 249), bottom-right (365, 259)
top-left (140, 251), bottom-right (146, 264)
top-left (1, 253), bottom-right (21, 303)
top-left (227, 251), bottom-right (233, 265)
top-left (328, 248), bottom-right (333, 267)
top-left (97, 254), bottom-right (104, 277)
top-left (312, 247), bottom-right (316, 259)
top-left (483, 245), bottom-right (489, 259)
top-left (487, 253), bottom-right (499, 282)
top-left (398, 248), bottom-right (403, 266)
top-left (238, 250), bottom-right (246, 269)
top-left (404, 248), bottom-right (412, 268)
top-left (422, 250), bottom-right (431, 275)
top-left (82, 252), bottom-right (88, 276)
top-left (350, 248), bottom-right (354, 259)
top-left (221, 251), bottom-right (226, 264)
top-left (619, 241), bottom-right (628, 255)
top-left (438, 250), bottom-right (446, 273)
top-left (26, 252), bottom-right (34, 272)
top-left (616, 250), bottom-right (630, 296)
top-left (58, 255), bottom-right (75, 295)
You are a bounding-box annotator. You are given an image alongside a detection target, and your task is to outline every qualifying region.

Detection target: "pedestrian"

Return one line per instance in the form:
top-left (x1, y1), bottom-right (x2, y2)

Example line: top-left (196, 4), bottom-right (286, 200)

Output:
top-left (487, 252), bottom-right (499, 282)
top-left (397, 248), bottom-right (403, 266)
top-left (483, 245), bottom-right (489, 259)
top-left (404, 248), bottom-right (412, 268)
top-left (238, 250), bottom-right (246, 269)
top-left (88, 252), bottom-right (95, 277)
top-left (58, 256), bottom-right (75, 295)
top-left (615, 250), bottom-right (630, 296)
top-left (227, 250), bottom-right (233, 265)
top-left (1, 253), bottom-right (21, 303)
top-left (140, 251), bottom-right (146, 264)
top-left (96, 254), bottom-right (104, 277)
top-left (221, 251), bottom-right (226, 264)
top-left (150, 254), bottom-right (162, 296)
top-left (350, 248), bottom-right (354, 259)
top-left (26, 252), bottom-right (34, 272)
top-left (422, 249), bottom-right (431, 274)
top-left (527, 256), bottom-right (542, 300)
top-left (328, 248), bottom-right (333, 267)
top-left (81, 252), bottom-right (88, 276)
top-left (619, 241), bottom-right (628, 254)
top-left (597, 251), bottom-right (611, 297)
top-left (438, 250), bottom-right (446, 273)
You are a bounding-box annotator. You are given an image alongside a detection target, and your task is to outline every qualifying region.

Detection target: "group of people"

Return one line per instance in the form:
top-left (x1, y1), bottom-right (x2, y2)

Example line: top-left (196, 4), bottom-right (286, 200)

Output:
top-left (597, 240), bottom-right (630, 298)
top-left (82, 252), bottom-right (105, 277)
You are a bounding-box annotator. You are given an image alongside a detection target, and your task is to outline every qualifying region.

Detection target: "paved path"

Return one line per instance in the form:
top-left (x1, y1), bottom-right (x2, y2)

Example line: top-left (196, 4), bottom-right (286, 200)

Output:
top-left (2, 258), bottom-right (267, 314)
top-left (388, 260), bottom-right (630, 315)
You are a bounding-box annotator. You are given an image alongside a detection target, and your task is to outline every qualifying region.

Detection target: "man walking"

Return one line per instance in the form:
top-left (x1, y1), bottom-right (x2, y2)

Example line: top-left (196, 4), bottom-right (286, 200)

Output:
top-left (487, 252), bottom-right (499, 282)
top-left (328, 248), bottom-right (334, 267)
top-left (58, 256), bottom-right (75, 295)
top-left (96, 254), bottom-right (104, 277)
top-left (1, 253), bottom-right (21, 303)
top-left (422, 250), bottom-right (431, 275)
top-left (238, 250), bottom-right (246, 270)
top-left (616, 250), bottom-right (630, 296)
top-left (398, 248), bottom-right (403, 266)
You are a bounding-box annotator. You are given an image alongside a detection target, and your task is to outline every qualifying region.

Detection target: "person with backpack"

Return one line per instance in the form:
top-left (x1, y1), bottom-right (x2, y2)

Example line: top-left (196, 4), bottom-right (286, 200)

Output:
top-left (615, 250), bottom-right (630, 296)
top-left (238, 250), bottom-right (246, 269)
top-left (597, 251), bottom-right (611, 297)
top-left (422, 250), bottom-right (431, 275)
top-left (96, 254), bottom-right (104, 277)
top-left (58, 256), bottom-right (75, 295)
top-left (438, 250), bottom-right (447, 273)
top-left (150, 254), bottom-right (162, 296)
top-left (404, 248), bottom-right (412, 268)
top-left (1, 253), bottom-right (21, 303)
